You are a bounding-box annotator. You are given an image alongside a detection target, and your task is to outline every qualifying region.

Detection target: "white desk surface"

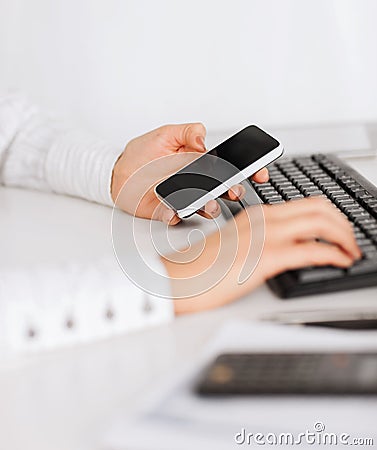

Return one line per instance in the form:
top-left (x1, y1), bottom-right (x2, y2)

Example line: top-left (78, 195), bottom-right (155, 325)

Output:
top-left (1, 129), bottom-right (377, 450)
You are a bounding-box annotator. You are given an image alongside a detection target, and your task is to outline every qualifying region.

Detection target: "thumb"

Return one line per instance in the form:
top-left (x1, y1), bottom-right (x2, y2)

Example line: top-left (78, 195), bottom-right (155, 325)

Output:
top-left (169, 122), bottom-right (207, 152)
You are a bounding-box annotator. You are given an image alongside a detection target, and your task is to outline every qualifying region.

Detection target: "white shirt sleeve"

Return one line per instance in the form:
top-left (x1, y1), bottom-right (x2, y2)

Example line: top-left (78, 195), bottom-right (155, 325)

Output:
top-left (0, 93), bottom-right (175, 350)
top-left (0, 92), bottom-right (121, 205)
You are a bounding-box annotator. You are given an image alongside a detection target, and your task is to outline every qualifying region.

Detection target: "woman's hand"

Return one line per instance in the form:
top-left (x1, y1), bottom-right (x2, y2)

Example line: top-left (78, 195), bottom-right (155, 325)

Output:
top-left (111, 123), bottom-right (269, 224)
top-left (162, 198), bottom-right (361, 314)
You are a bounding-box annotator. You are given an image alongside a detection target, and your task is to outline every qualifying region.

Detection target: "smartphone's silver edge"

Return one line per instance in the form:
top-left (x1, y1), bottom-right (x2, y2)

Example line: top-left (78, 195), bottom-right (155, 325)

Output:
top-left (175, 144), bottom-right (284, 218)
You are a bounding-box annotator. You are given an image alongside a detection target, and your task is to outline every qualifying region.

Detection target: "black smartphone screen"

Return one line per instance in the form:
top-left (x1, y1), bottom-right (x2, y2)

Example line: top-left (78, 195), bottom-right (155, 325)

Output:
top-left (156, 125), bottom-right (279, 211)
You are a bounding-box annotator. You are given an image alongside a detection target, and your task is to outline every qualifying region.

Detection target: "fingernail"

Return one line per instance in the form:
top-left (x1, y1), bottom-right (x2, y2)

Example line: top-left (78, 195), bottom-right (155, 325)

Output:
top-left (196, 136), bottom-right (206, 150)
top-left (206, 202), bottom-right (218, 215)
top-left (162, 209), bottom-right (175, 224)
top-left (232, 187), bottom-right (241, 197)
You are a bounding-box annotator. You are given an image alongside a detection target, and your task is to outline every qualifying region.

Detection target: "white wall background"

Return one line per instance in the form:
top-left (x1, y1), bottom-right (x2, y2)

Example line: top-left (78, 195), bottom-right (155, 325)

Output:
top-left (1, 0), bottom-right (376, 143)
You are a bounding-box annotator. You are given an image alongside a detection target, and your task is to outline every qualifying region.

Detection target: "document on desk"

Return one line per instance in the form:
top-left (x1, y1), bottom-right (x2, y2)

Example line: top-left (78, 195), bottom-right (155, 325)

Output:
top-left (103, 321), bottom-right (377, 450)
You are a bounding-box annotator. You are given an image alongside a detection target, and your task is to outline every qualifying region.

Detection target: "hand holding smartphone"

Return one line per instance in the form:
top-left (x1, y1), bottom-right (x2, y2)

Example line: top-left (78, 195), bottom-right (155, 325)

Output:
top-left (155, 125), bottom-right (283, 218)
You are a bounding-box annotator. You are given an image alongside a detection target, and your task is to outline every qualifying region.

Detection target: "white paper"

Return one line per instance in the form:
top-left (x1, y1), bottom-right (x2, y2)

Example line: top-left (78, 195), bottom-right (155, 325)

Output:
top-left (103, 321), bottom-right (377, 450)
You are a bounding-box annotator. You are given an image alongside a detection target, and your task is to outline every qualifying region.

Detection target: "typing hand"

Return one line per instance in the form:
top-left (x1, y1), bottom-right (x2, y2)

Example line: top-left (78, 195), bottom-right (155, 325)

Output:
top-left (164, 198), bottom-right (361, 314)
top-left (111, 123), bottom-right (269, 224)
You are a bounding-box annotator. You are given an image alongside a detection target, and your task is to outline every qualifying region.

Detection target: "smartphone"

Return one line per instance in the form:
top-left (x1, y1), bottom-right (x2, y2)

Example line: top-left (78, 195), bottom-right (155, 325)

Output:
top-left (155, 125), bottom-right (283, 218)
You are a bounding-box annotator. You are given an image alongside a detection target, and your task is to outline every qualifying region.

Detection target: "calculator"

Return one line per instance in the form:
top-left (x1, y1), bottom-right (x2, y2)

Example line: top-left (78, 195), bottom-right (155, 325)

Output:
top-left (196, 352), bottom-right (377, 396)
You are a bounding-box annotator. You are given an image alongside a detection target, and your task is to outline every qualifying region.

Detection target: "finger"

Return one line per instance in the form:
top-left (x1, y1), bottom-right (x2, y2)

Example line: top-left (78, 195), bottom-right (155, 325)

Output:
top-left (240, 198), bottom-right (334, 230)
top-left (264, 198), bottom-right (342, 226)
top-left (251, 167), bottom-right (269, 183)
top-left (283, 198), bottom-right (354, 238)
top-left (282, 241), bottom-right (355, 270)
top-left (157, 205), bottom-right (181, 226)
top-left (221, 184), bottom-right (246, 201)
top-left (276, 212), bottom-right (361, 259)
top-left (196, 200), bottom-right (221, 219)
top-left (164, 123), bottom-right (207, 152)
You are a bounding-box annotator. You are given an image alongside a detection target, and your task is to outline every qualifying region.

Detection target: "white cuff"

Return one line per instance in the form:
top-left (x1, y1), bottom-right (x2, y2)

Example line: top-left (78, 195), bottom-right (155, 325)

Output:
top-left (0, 92), bottom-right (122, 206)
top-left (45, 129), bottom-right (122, 206)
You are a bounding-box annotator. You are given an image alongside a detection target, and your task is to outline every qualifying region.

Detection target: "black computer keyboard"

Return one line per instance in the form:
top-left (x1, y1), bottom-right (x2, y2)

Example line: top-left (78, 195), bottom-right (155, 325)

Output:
top-left (251, 153), bottom-right (377, 298)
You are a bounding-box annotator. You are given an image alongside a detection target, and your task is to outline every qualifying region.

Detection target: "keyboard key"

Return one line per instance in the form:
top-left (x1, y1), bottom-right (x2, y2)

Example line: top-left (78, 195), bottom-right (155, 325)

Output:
top-left (305, 190), bottom-right (324, 197)
top-left (363, 248), bottom-right (377, 259)
top-left (255, 182), bottom-right (273, 188)
top-left (257, 186), bottom-right (276, 194)
top-left (262, 192), bottom-right (281, 201)
top-left (286, 194), bottom-right (305, 201)
top-left (267, 198), bottom-right (285, 204)
top-left (348, 259), bottom-right (377, 275)
top-left (357, 238), bottom-right (373, 246)
top-left (278, 181), bottom-right (295, 189)
top-left (356, 190), bottom-right (373, 201)
top-left (365, 199), bottom-right (377, 207)
top-left (297, 266), bottom-right (345, 283)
